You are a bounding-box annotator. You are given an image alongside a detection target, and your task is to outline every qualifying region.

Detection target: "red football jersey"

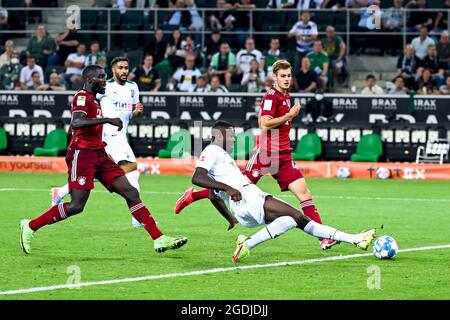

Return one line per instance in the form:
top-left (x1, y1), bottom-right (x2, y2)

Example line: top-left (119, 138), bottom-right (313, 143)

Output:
top-left (69, 89), bottom-right (105, 150)
top-left (259, 87), bottom-right (292, 153)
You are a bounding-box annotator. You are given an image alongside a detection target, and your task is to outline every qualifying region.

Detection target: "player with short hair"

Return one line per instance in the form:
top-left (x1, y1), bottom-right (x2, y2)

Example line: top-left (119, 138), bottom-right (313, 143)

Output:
top-left (175, 59), bottom-right (338, 250)
top-left (20, 65), bottom-right (187, 254)
top-left (191, 121), bottom-right (375, 263)
top-left (51, 57), bottom-right (145, 228)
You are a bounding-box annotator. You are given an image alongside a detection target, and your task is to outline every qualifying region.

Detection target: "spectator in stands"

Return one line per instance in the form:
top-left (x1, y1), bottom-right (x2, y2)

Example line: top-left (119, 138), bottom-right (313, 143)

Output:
top-left (361, 74), bottom-right (384, 94)
top-left (232, 0), bottom-right (256, 48)
top-left (433, 0), bottom-right (449, 33)
top-left (411, 26), bottom-right (436, 60)
top-left (235, 38), bottom-right (264, 81)
top-left (241, 59), bottom-right (265, 93)
top-left (437, 31), bottom-right (450, 69)
top-left (48, 26), bottom-right (80, 67)
top-left (208, 42), bottom-right (235, 88)
top-left (129, 54), bottom-right (161, 91)
top-left (406, 0), bottom-right (434, 32)
top-left (266, 0), bottom-right (292, 8)
top-left (345, 0), bottom-right (371, 7)
top-left (396, 44), bottom-right (419, 89)
top-left (0, 51), bottom-right (21, 90)
top-left (416, 44), bottom-right (445, 87)
top-left (438, 75), bottom-right (450, 94)
top-left (38, 71), bottom-right (66, 91)
top-left (186, 0), bottom-right (204, 44)
top-left (387, 76), bottom-right (408, 95)
top-left (414, 68), bottom-right (437, 94)
top-left (64, 43), bottom-right (86, 90)
top-left (189, 75), bottom-right (210, 92)
top-left (144, 29), bottom-right (167, 65)
top-left (26, 24), bottom-right (56, 70)
top-left (19, 56), bottom-right (44, 90)
top-left (286, 0), bottom-right (323, 9)
top-left (288, 11), bottom-right (318, 68)
top-left (261, 74), bottom-right (274, 93)
top-left (207, 0), bottom-right (235, 33)
top-left (204, 31), bottom-right (222, 62)
top-left (263, 38), bottom-right (286, 74)
top-left (165, 28), bottom-right (185, 70)
top-left (352, 0), bottom-right (384, 55)
top-left (209, 74), bottom-right (229, 92)
top-left (0, 3), bottom-right (8, 51)
top-left (0, 39), bottom-right (14, 67)
top-left (307, 40), bottom-right (329, 91)
top-left (164, 0), bottom-right (191, 32)
top-left (322, 26), bottom-right (349, 88)
top-left (295, 56), bottom-right (317, 93)
top-left (114, 0), bottom-right (134, 14)
top-left (85, 41), bottom-right (106, 66)
top-left (168, 54), bottom-right (202, 92)
top-left (382, 0), bottom-right (404, 55)
top-left (27, 71), bottom-right (43, 90)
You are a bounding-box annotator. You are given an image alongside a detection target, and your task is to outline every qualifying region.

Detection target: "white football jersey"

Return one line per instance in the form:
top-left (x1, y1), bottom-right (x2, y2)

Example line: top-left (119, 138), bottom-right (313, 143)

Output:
top-left (98, 79), bottom-right (139, 142)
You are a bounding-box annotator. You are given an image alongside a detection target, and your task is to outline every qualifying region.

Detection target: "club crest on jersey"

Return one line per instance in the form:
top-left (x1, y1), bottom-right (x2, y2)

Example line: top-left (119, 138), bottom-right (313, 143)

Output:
top-left (77, 176), bottom-right (87, 186)
top-left (252, 169), bottom-right (260, 178)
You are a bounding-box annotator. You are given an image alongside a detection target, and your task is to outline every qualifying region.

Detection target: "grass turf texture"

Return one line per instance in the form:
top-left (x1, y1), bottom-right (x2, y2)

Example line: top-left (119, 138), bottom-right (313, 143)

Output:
top-left (0, 172), bottom-right (449, 300)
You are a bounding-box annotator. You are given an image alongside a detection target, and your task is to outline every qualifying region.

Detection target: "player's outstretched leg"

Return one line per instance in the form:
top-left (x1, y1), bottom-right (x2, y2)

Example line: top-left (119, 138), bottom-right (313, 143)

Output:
top-left (51, 184), bottom-right (70, 206)
top-left (174, 188), bottom-right (211, 214)
top-left (20, 189), bottom-right (90, 254)
top-left (111, 176), bottom-right (188, 253)
top-left (125, 170), bottom-right (145, 228)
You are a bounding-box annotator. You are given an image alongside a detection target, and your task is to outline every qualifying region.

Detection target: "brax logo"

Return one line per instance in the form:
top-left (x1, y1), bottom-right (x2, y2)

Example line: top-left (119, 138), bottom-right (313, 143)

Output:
top-left (142, 96), bottom-right (166, 107)
top-left (414, 99), bottom-right (437, 110)
top-left (218, 97), bottom-right (243, 108)
top-left (332, 98), bottom-right (358, 110)
top-left (371, 98), bottom-right (397, 110)
top-left (32, 95), bottom-right (55, 106)
top-left (180, 96), bottom-right (204, 107)
top-left (0, 94), bottom-right (19, 105)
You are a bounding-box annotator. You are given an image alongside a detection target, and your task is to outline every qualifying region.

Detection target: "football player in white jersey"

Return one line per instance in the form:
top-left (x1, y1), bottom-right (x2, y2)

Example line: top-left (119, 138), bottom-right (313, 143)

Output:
top-left (51, 57), bottom-right (145, 227)
top-left (191, 121), bottom-right (376, 263)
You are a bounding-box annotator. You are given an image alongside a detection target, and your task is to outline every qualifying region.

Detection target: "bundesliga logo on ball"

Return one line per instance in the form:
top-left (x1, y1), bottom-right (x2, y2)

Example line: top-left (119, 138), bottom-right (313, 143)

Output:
top-left (373, 235), bottom-right (399, 259)
top-left (336, 167), bottom-right (351, 179)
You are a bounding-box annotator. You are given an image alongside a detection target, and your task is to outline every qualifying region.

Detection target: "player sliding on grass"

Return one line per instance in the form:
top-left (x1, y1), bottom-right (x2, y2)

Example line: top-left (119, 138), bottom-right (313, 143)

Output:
top-left (191, 121), bottom-right (376, 263)
top-left (19, 65), bottom-right (187, 254)
top-left (176, 59), bottom-right (337, 250)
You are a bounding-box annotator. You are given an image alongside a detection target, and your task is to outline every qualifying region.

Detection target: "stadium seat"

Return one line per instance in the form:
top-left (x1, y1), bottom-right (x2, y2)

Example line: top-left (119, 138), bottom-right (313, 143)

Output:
top-left (33, 128), bottom-right (68, 157)
top-left (0, 127), bottom-right (7, 154)
top-left (350, 133), bottom-right (383, 162)
top-left (292, 133), bottom-right (322, 161)
top-left (415, 139), bottom-right (449, 164)
top-left (157, 129), bottom-right (191, 158)
top-left (233, 131), bottom-right (255, 160)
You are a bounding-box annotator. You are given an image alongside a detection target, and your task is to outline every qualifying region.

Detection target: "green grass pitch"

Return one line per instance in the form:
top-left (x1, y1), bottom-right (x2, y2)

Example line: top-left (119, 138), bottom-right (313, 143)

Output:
top-left (0, 172), bottom-right (449, 300)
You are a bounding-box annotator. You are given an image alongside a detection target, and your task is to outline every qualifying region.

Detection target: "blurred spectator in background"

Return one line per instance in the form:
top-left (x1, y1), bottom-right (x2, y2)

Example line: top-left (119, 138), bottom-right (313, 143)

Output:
top-left (411, 26), bottom-right (435, 59)
top-left (232, 0), bottom-right (256, 49)
top-left (433, 0), bottom-right (449, 32)
top-left (416, 44), bottom-right (445, 86)
top-left (145, 29), bottom-right (167, 65)
top-left (204, 31), bottom-right (222, 62)
top-left (168, 54), bottom-right (202, 91)
top-left (266, 0), bottom-right (292, 8)
top-left (186, 0), bottom-right (204, 44)
top-left (0, 39), bottom-right (14, 67)
top-left (38, 71), bottom-right (66, 91)
top-left (295, 56), bottom-right (317, 93)
top-left (241, 59), bottom-right (265, 92)
top-left (288, 11), bottom-right (318, 68)
top-left (396, 44), bottom-right (419, 89)
top-left (263, 38), bottom-right (285, 74)
top-left (414, 68), bottom-right (437, 94)
top-left (307, 40), bottom-right (329, 91)
top-left (85, 40), bottom-right (106, 66)
top-left (345, 0), bottom-right (370, 7)
top-left (26, 24), bottom-right (56, 70)
top-left (129, 54), bottom-right (161, 91)
top-left (27, 71), bottom-right (43, 90)
top-left (387, 76), bottom-right (408, 94)
top-left (439, 75), bottom-right (450, 94)
top-left (113, 0), bottom-right (134, 14)
top-left (322, 26), bottom-right (348, 88)
top-left (165, 28), bottom-right (185, 70)
top-left (235, 38), bottom-right (264, 82)
top-left (437, 31), bottom-right (450, 69)
top-left (48, 27), bottom-right (80, 67)
top-left (64, 43), bottom-right (86, 90)
top-left (208, 42), bottom-right (235, 88)
top-left (286, 0), bottom-right (323, 9)
top-left (209, 74), bottom-right (229, 92)
top-left (207, 0), bottom-right (235, 33)
top-left (0, 2), bottom-right (8, 51)
top-left (352, 0), bottom-right (383, 55)
top-left (189, 75), bottom-right (210, 92)
top-left (361, 74), bottom-right (384, 94)
top-left (406, 0), bottom-right (434, 32)
top-left (383, 0), bottom-right (404, 55)
top-left (19, 56), bottom-right (44, 90)
top-left (261, 74), bottom-right (274, 93)
top-left (0, 51), bottom-right (21, 90)
top-left (164, 0), bottom-right (191, 32)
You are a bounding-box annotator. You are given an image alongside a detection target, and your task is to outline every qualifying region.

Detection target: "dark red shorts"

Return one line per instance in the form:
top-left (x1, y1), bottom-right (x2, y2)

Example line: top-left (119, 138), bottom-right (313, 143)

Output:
top-left (244, 148), bottom-right (304, 192)
top-left (66, 146), bottom-right (125, 192)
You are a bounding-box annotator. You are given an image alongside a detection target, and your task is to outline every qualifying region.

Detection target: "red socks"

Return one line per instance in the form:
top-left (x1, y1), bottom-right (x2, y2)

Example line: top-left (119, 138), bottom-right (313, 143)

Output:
top-left (29, 203), bottom-right (69, 231)
top-left (192, 188), bottom-right (211, 201)
top-left (300, 199), bottom-right (323, 224)
top-left (129, 202), bottom-right (163, 240)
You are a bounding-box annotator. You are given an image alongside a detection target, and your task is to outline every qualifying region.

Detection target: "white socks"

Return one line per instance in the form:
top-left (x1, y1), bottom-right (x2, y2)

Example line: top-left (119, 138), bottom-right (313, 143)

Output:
top-left (126, 170), bottom-right (141, 192)
top-left (246, 216), bottom-right (297, 249)
top-left (303, 220), bottom-right (359, 244)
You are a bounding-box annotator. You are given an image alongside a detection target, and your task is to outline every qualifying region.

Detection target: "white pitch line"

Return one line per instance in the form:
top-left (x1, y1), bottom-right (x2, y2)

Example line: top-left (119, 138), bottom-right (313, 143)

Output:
top-left (0, 244), bottom-right (449, 296)
top-left (1, 187), bottom-right (450, 203)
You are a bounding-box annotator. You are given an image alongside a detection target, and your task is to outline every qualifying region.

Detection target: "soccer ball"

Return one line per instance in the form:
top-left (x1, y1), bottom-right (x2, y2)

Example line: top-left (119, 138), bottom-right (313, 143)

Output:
top-left (337, 167), bottom-right (351, 179)
top-left (376, 167), bottom-right (391, 180)
top-left (373, 236), bottom-right (399, 259)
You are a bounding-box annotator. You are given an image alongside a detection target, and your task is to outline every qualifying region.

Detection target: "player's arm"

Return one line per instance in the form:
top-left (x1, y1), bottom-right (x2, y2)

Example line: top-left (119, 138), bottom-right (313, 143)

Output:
top-left (259, 102), bottom-right (301, 130)
top-left (209, 192), bottom-right (239, 231)
top-left (71, 111), bottom-right (123, 131)
top-left (192, 167), bottom-right (242, 202)
top-left (132, 102), bottom-right (144, 117)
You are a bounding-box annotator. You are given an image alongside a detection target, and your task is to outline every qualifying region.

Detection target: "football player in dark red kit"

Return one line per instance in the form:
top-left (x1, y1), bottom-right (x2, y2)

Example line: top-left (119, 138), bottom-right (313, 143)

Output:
top-left (175, 60), bottom-right (337, 250)
top-left (20, 65), bottom-right (187, 254)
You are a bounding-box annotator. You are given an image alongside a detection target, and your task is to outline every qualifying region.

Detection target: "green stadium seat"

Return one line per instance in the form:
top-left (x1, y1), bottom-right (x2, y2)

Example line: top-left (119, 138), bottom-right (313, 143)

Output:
top-left (233, 131), bottom-right (255, 160)
top-left (158, 129), bottom-right (192, 158)
top-left (33, 128), bottom-right (68, 157)
top-left (81, 10), bottom-right (100, 30)
top-left (350, 134), bottom-right (383, 162)
top-left (0, 127), bottom-right (7, 154)
top-left (312, 11), bottom-right (334, 30)
top-left (292, 133), bottom-right (322, 161)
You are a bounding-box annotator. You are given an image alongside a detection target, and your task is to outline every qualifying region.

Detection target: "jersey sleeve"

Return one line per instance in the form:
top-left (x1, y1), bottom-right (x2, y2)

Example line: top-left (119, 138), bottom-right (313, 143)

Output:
top-left (260, 94), bottom-right (277, 119)
top-left (71, 93), bottom-right (90, 114)
top-left (132, 82), bottom-right (140, 105)
top-left (196, 146), bottom-right (218, 172)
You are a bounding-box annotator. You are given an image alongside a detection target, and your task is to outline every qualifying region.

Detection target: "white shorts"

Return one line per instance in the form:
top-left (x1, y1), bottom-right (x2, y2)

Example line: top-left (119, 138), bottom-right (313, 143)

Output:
top-left (230, 184), bottom-right (270, 228)
top-left (104, 137), bottom-right (136, 163)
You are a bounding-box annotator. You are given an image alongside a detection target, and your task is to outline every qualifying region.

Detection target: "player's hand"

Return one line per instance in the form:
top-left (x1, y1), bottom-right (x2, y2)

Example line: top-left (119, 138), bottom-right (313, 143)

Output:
top-left (226, 187), bottom-right (242, 202)
top-left (134, 102), bottom-right (144, 113)
top-left (286, 103), bottom-right (301, 121)
top-left (109, 118), bottom-right (123, 131)
top-left (227, 218), bottom-right (239, 231)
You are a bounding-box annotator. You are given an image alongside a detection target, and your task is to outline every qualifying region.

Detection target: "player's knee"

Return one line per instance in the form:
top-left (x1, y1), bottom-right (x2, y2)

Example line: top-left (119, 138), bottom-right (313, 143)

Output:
top-left (67, 202), bottom-right (85, 215)
top-left (126, 186), bottom-right (140, 203)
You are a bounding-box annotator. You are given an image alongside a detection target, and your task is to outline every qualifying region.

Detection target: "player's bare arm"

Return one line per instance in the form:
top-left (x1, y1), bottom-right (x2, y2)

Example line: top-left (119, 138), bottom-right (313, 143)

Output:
top-left (192, 167), bottom-right (242, 202)
top-left (209, 192), bottom-right (239, 231)
top-left (260, 102), bottom-right (301, 130)
top-left (71, 111), bottom-right (123, 131)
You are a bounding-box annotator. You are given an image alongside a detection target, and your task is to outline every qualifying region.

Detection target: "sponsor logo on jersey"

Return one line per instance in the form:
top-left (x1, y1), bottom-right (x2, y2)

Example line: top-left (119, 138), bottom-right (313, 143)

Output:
top-left (77, 95), bottom-right (86, 106)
